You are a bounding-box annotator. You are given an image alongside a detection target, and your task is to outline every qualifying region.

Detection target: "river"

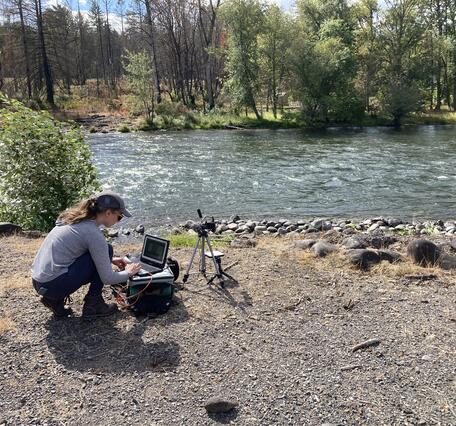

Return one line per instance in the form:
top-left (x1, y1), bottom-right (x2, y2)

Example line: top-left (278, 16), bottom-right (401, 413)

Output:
top-left (88, 126), bottom-right (456, 225)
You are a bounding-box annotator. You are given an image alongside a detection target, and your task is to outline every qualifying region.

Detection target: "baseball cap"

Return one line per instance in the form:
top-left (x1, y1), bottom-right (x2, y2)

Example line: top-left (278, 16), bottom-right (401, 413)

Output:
top-left (95, 190), bottom-right (132, 217)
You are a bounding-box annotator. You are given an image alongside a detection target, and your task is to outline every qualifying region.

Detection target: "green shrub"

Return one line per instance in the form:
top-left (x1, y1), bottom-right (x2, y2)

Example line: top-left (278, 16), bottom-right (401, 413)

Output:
top-left (155, 100), bottom-right (188, 116)
top-left (0, 94), bottom-right (100, 231)
top-left (118, 124), bottom-right (131, 133)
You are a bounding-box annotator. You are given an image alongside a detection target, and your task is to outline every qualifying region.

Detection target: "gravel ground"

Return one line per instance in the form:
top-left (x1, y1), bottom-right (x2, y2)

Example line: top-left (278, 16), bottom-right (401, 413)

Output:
top-left (0, 234), bottom-right (455, 425)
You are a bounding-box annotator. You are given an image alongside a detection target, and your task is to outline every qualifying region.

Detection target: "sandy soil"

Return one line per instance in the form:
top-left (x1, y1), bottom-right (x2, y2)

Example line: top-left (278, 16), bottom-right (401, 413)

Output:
top-left (0, 234), bottom-right (455, 425)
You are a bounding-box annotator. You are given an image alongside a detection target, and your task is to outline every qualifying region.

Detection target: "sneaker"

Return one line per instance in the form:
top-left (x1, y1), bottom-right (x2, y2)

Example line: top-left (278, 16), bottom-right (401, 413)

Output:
top-left (40, 297), bottom-right (73, 318)
top-left (82, 294), bottom-right (118, 318)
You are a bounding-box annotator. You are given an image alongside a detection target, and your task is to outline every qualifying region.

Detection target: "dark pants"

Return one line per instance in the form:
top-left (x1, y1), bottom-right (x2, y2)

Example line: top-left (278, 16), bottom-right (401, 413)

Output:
top-left (33, 244), bottom-right (113, 300)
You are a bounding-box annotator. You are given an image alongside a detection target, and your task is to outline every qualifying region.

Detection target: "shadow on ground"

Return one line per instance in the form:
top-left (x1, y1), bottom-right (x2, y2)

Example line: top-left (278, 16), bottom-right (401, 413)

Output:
top-left (44, 301), bottom-right (189, 373)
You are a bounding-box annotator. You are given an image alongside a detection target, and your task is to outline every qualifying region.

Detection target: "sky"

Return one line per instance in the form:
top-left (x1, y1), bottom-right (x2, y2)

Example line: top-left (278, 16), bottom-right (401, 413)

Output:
top-left (42, 0), bottom-right (295, 32)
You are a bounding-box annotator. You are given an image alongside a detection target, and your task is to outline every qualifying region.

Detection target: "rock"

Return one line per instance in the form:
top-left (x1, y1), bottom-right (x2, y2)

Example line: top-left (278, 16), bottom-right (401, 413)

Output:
top-left (170, 227), bottom-right (182, 235)
top-left (267, 226), bottom-right (278, 233)
top-left (341, 236), bottom-right (367, 250)
top-left (347, 249), bottom-right (381, 269)
top-left (229, 215), bottom-right (240, 223)
top-left (312, 241), bottom-right (337, 257)
top-left (231, 237), bottom-right (257, 248)
top-left (377, 249), bottom-right (402, 263)
top-left (227, 223), bottom-right (239, 231)
top-left (204, 396), bottom-right (237, 414)
top-left (367, 222), bottom-right (382, 233)
top-left (294, 239), bottom-right (317, 249)
top-left (222, 230), bottom-right (234, 235)
top-left (122, 229), bottom-right (131, 236)
top-left (187, 229), bottom-right (197, 235)
top-left (108, 229), bottom-right (119, 238)
top-left (255, 225), bottom-right (267, 232)
top-left (184, 220), bottom-right (195, 229)
top-left (311, 219), bottom-right (332, 231)
top-left (277, 227), bottom-right (288, 235)
top-left (305, 227), bottom-right (318, 234)
top-left (437, 253), bottom-right (456, 270)
top-left (368, 235), bottom-right (397, 249)
top-left (278, 218), bottom-right (288, 226)
top-left (387, 218), bottom-right (403, 227)
top-left (407, 240), bottom-right (441, 266)
top-left (266, 221), bottom-right (277, 228)
top-left (286, 224), bottom-right (297, 232)
top-left (0, 222), bottom-right (22, 236)
top-left (245, 221), bottom-right (255, 230)
top-left (135, 224), bottom-right (145, 234)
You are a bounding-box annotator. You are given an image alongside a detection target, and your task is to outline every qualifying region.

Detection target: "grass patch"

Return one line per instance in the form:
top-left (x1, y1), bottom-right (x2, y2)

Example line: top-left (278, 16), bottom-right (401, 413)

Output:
top-left (166, 233), bottom-right (235, 249)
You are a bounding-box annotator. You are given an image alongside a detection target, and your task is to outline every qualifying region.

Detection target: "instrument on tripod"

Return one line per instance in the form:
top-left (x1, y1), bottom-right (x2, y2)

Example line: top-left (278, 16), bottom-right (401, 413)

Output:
top-left (182, 209), bottom-right (236, 287)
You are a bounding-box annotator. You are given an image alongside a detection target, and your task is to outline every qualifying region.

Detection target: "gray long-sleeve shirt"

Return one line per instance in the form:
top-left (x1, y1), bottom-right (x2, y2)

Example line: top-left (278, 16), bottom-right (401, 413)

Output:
top-left (31, 219), bottom-right (129, 285)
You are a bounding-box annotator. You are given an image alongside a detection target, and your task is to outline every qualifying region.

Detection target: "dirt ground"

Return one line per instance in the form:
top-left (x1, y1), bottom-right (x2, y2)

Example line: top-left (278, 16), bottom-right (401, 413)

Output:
top-left (0, 234), bottom-right (455, 425)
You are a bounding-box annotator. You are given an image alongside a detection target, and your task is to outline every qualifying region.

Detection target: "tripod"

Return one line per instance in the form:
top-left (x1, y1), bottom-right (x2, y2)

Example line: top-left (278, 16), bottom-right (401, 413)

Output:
top-left (182, 226), bottom-right (226, 287)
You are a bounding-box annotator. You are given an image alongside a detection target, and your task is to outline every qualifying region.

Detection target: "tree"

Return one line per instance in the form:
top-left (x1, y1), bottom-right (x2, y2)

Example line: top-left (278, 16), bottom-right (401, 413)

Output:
top-left (222, 0), bottom-right (264, 118)
top-left (293, 0), bottom-right (362, 122)
top-left (123, 50), bottom-right (155, 118)
top-left (377, 0), bottom-right (425, 125)
top-left (259, 4), bottom-right (291, 118)
top-left (0, 94), bottom-right (99, 231)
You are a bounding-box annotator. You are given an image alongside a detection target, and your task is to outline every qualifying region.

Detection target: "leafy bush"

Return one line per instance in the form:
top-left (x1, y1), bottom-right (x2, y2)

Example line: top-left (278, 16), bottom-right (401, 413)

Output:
top-left (155, 100), bottom-right (188, 116)
top-left (0, 94), bottom-right (100, 231)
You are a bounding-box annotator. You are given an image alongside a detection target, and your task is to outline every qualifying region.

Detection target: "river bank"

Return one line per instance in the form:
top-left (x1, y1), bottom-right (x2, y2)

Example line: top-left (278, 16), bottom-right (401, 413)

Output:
top-left (58, 109), bottom-right (456, 133)
top-left (0, 231), bottom-right (455, 424)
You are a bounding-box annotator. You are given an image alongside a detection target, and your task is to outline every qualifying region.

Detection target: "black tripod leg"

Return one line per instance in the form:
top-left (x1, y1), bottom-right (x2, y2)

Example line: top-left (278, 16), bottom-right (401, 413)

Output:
top-left (183, 237), bottom-right (201, 283)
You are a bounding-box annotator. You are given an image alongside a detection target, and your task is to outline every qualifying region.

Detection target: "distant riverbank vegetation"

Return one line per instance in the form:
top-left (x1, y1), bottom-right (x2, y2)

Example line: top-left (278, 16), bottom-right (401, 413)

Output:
top-left (2, 0), bottom-right (456, 128)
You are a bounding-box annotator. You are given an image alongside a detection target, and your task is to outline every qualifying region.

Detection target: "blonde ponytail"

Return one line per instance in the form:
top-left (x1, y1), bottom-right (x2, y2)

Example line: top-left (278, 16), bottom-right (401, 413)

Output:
top-left (57, 197), bottom-right (99, 225)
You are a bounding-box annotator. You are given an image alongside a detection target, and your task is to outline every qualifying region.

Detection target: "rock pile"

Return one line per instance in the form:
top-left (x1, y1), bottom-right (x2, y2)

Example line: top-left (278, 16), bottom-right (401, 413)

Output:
top-left (178, 216), bottom-right (456, 238)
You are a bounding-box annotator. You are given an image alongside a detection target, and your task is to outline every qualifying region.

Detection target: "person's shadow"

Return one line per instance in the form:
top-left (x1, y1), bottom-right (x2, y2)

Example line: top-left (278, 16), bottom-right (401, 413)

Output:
top-left (44, 301), bottom-right (187, 373)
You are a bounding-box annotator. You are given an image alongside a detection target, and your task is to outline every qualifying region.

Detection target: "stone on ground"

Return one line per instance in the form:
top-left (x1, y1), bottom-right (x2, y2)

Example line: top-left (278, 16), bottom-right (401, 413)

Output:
top-left (407, 239), bottom-right (441, 266)
top-left (204, 396), bottom-right (237, 414)
top-left (312, 241), bottom-right (337, 257)
top-left (347, 249), bottom-right (381, 269)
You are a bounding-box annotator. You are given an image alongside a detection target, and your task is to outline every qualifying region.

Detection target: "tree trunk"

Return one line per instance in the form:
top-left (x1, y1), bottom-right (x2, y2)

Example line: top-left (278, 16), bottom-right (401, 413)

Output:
top-left (145, 0), bottom-right (162, 104)
top-left (18, 0), bottom-right (32, 99)
top-left (34, 0), bottom-right (54, 106)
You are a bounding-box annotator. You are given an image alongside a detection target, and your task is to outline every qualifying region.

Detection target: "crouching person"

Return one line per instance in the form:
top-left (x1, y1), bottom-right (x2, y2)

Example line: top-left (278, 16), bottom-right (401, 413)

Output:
top-left (31, 191), bottom-right (141, 318)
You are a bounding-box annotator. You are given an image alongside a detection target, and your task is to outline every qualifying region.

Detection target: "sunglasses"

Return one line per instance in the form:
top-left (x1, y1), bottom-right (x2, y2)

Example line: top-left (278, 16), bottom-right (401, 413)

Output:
top-left (117, 213), bottom-right (124, 221)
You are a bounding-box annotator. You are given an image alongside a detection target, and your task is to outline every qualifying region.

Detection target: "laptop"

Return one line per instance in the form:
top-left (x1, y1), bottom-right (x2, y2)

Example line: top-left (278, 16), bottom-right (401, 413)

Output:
top-left (126, 234), bottom-right (170, 275)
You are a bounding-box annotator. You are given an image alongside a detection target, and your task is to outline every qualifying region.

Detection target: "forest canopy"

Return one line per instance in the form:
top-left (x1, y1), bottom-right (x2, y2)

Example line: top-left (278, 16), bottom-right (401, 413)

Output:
top-left (0, 0), bottom-right (455, 125)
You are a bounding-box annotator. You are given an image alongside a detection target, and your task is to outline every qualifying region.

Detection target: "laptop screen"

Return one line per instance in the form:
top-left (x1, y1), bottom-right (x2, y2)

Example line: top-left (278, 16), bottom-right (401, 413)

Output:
top-left (141, 235), bottom-right (169, 267)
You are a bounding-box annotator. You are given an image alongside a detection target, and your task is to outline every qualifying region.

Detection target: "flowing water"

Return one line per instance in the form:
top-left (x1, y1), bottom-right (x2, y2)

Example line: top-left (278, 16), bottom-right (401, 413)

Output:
top-left (88, 126), bottom-right (456, 225)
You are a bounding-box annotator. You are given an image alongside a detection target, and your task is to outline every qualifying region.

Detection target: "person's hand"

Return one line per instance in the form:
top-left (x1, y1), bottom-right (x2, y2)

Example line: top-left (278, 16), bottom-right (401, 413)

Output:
top-left (125, 263), bottom-right (141, 276)
top-left (112, 257), bottom-right (127, 269)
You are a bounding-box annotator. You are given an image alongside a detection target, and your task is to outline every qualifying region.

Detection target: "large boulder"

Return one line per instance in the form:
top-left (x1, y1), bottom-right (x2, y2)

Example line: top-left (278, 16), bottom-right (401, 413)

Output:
top-left (407, 240), bottom-right (441, 266)
top-left (0, 222), bottom-right (22, 236)
top-left (347, 249), bottom-right (381, 270)
top-left (312, 241), bottom-right (337, 257)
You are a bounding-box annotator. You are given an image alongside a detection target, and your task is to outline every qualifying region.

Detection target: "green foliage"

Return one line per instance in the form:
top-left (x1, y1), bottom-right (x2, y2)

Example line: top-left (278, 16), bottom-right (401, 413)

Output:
top-left (0, 94), bottom-right (100, 231)
top-left (122, 51), bottom-right (155, 118)
top-left (293, 0), bottom-right (362, 123)
top-left (378, 78), bottom-right (422, 125)
top-left (221, 0), bottom-right (265, 118)
top-left (118, 124), bottom-right (131, 133)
